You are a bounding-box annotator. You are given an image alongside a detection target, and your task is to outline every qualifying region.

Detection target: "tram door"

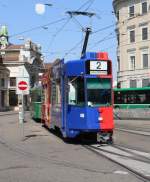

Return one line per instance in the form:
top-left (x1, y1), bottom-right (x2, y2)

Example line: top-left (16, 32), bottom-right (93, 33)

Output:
top-left (51, 80), bottom-right (61, 128)
top-left (65, 76), bottom-right (86, 129)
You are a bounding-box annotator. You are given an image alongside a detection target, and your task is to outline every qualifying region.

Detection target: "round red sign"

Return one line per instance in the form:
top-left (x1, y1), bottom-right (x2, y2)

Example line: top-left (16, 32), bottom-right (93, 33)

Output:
top-left (18, 81), bottom-right (28, 91)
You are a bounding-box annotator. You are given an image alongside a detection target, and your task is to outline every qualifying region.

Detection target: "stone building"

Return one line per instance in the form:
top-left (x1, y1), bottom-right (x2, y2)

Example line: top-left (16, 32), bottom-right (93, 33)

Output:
top-left (0, 26), bottom-right (44, 110)
top-left (113, 0), bottom-right (150, 88)
top-left (0, 56), bottom-right (9, 111)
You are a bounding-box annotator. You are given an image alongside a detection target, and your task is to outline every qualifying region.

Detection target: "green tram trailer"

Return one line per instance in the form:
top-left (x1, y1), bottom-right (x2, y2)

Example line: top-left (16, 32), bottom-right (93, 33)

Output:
top-left (30, 87), bottom-right (42, 121)
top-left (114, 87), bottom-right (150, 109)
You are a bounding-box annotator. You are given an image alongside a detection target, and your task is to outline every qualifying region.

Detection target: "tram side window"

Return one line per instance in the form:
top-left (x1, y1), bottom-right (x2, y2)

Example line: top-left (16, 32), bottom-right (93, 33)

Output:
top-left (146, 92), bottom-right (150, 103)
top-left (56, 84), bottom-right (61, 105)
top-left (141, 91), bottom-right (150, 104)
top-left (52, 81), bottom-right (61, 105)
top-left (137, 94), bottom-right (146, 104)
top-left (127, 93), bottom-right (136, 104)
top-left (52, 82), bottom-right (56, 105)
top-left (114, 91), bottom-right (123, 104)
top-left (68, 77), bottom-right (85, 106)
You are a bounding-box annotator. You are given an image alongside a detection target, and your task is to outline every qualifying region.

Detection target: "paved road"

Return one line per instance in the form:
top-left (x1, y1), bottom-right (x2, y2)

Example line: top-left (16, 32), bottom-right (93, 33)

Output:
top-left (0, 113), bottom-right (145, 182)
top-left (115, 119), bottom-right (150, 152)
top-left (115, 119), bottom-right (150, 131)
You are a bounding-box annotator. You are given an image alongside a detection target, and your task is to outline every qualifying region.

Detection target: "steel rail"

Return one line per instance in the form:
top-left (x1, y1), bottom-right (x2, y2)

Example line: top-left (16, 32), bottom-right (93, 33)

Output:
top-left (84, 144), bottom-right (150, 182)
top-left (115, 127), bottom-right (150, 137)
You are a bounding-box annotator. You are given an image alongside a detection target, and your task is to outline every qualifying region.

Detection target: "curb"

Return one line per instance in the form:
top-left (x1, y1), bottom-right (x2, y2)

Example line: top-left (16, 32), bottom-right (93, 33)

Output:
top-left (0, 112), bottom-right (19, 116)
top-left (0, 111), bottom-right (30, 116)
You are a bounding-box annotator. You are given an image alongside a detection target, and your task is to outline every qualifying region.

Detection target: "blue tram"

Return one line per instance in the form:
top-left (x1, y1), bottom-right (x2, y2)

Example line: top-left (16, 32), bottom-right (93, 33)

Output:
top-left (42, 52), bottom-right (114, 143)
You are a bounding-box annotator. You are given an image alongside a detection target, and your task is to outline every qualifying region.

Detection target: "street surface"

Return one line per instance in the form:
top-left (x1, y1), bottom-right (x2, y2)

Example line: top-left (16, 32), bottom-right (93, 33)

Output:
top-left (0, 113), bottom-right (149, 182)
top-left (115, 119), bottom-right (150, 152)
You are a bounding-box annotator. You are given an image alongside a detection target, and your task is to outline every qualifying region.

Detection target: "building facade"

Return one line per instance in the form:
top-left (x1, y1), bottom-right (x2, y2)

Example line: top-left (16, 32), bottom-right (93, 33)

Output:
top-left (113, 0), bottom-right (150, 88)
top-left (0, 56), bottom-right (9, 111)
top-left (0, 26), bottom-right (44, 110)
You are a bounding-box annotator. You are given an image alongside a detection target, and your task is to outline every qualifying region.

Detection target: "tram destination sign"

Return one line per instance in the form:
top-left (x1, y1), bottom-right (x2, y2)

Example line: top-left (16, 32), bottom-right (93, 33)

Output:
top-left (90, 61), bottom-right (107, 75)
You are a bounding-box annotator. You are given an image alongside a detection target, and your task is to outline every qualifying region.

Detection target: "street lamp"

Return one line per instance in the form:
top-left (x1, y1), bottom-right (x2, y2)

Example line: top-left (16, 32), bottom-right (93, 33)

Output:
top-left (35, 3), bottom-right (53, 15)
top-left (44, 3), bottom-right (53, 7)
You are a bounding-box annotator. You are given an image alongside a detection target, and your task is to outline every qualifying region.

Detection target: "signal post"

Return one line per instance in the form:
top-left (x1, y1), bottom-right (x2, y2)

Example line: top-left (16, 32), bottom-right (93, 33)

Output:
top-left (16, 66), bottom-right (30, 140)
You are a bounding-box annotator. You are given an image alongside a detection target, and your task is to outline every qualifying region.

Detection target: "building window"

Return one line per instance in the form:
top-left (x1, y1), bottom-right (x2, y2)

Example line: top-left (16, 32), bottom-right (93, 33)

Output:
top-left (117, 56), bottom-right (120, 71)
top-left (130, 55), bottom-right (135, 70)
top-left (10, 77), bottom-right (16, 87)
top-left (117, 33), bottom-right (120, 45)
top-left (142, 27), bottom-right (148, 40)
top-left (142, 2), bottom-right (148, 14)
top-left (142, 53), bottom-right (148, 68)
top-left (0, 78), bottom-right (5, 87)
top-left (130, 30), bottom-right (135, 43)
top-left (142, 79), bottom-right (150, 87)
top-left (116, 11), bottom-right (119, 20)
top-left (130, 80), bottom-right (137, 88)
top-left (9, 90), bottom-right (18, 106)
top-left (1, 91), bottom-right (5, 107)
top-left (129, 6), bottom-right (134, 17)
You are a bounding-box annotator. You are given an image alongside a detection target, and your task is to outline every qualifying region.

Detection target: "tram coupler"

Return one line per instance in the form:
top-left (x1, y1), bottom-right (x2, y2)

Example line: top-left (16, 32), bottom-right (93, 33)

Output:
top-left (97, 131), bottom-right (113, 144)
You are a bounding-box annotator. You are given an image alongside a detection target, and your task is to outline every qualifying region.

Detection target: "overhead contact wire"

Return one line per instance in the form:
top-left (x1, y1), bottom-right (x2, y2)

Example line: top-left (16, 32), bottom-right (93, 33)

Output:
top-left (10, 18), bottom-right (68, 38)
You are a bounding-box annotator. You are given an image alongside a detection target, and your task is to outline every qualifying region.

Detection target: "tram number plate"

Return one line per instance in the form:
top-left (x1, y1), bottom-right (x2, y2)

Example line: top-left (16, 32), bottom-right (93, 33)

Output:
top-left (90, 61), bottom-right (107, 75)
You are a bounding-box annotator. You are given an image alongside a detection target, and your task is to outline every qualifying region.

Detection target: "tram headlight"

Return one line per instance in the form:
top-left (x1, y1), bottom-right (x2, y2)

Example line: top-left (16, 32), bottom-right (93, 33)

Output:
top-left (98, 117), bottom-right (103, 121)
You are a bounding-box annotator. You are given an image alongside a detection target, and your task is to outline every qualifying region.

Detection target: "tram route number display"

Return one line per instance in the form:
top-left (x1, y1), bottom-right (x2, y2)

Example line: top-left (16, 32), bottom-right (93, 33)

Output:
top-left (90, 61), bottom-right (107, 75)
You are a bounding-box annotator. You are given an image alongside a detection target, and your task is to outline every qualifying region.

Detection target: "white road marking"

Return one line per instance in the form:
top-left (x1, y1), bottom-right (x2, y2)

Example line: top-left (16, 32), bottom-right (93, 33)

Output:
top-left (114, 170), bottom-right (129, 175)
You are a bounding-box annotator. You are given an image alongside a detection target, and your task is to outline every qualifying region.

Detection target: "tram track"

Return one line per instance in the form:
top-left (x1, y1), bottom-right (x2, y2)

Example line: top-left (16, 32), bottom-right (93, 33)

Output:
top-left (84, 143), bottom-right (150, 182)
top-left (113, 144), bottom-right (150, 162)
top-left (115, 127), bottom-right (150, 137)
top-left (115, 124), bottom-right (150, 132)
top-left (90, 144), bottom-right (150, 164)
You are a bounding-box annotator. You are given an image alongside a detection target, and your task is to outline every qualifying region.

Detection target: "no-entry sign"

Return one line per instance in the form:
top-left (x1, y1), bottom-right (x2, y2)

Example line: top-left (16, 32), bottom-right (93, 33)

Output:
top-left (16, 77), bottom-right (30, 95)
top-left (18, 81), bottom-right (28, 91)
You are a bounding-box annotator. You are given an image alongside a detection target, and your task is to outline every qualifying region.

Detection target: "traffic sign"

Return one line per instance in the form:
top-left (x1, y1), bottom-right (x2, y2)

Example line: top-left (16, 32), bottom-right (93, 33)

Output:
top-left (18, 81), bottom-right (28, 91)
top-left (16, 77), bottom-right (30, 95)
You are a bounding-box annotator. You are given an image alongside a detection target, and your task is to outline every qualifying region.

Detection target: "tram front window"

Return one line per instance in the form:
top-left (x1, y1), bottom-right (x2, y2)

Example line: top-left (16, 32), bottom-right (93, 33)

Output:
top-left (87, 78), bottom-right (111, 107)
top-left (68, 77), bottom-right (85, 106)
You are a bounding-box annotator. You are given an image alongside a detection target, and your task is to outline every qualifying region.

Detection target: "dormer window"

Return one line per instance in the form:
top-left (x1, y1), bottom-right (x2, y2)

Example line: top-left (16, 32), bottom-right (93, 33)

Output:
top-left (142, 1), bottom-right (148, 14)
top-left (129, 6), bottom-right (134, 17)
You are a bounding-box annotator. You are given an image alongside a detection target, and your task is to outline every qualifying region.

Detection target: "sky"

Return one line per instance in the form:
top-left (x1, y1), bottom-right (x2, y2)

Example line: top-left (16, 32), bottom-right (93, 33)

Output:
top-left (0, 0), bottom-right (117, 79)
